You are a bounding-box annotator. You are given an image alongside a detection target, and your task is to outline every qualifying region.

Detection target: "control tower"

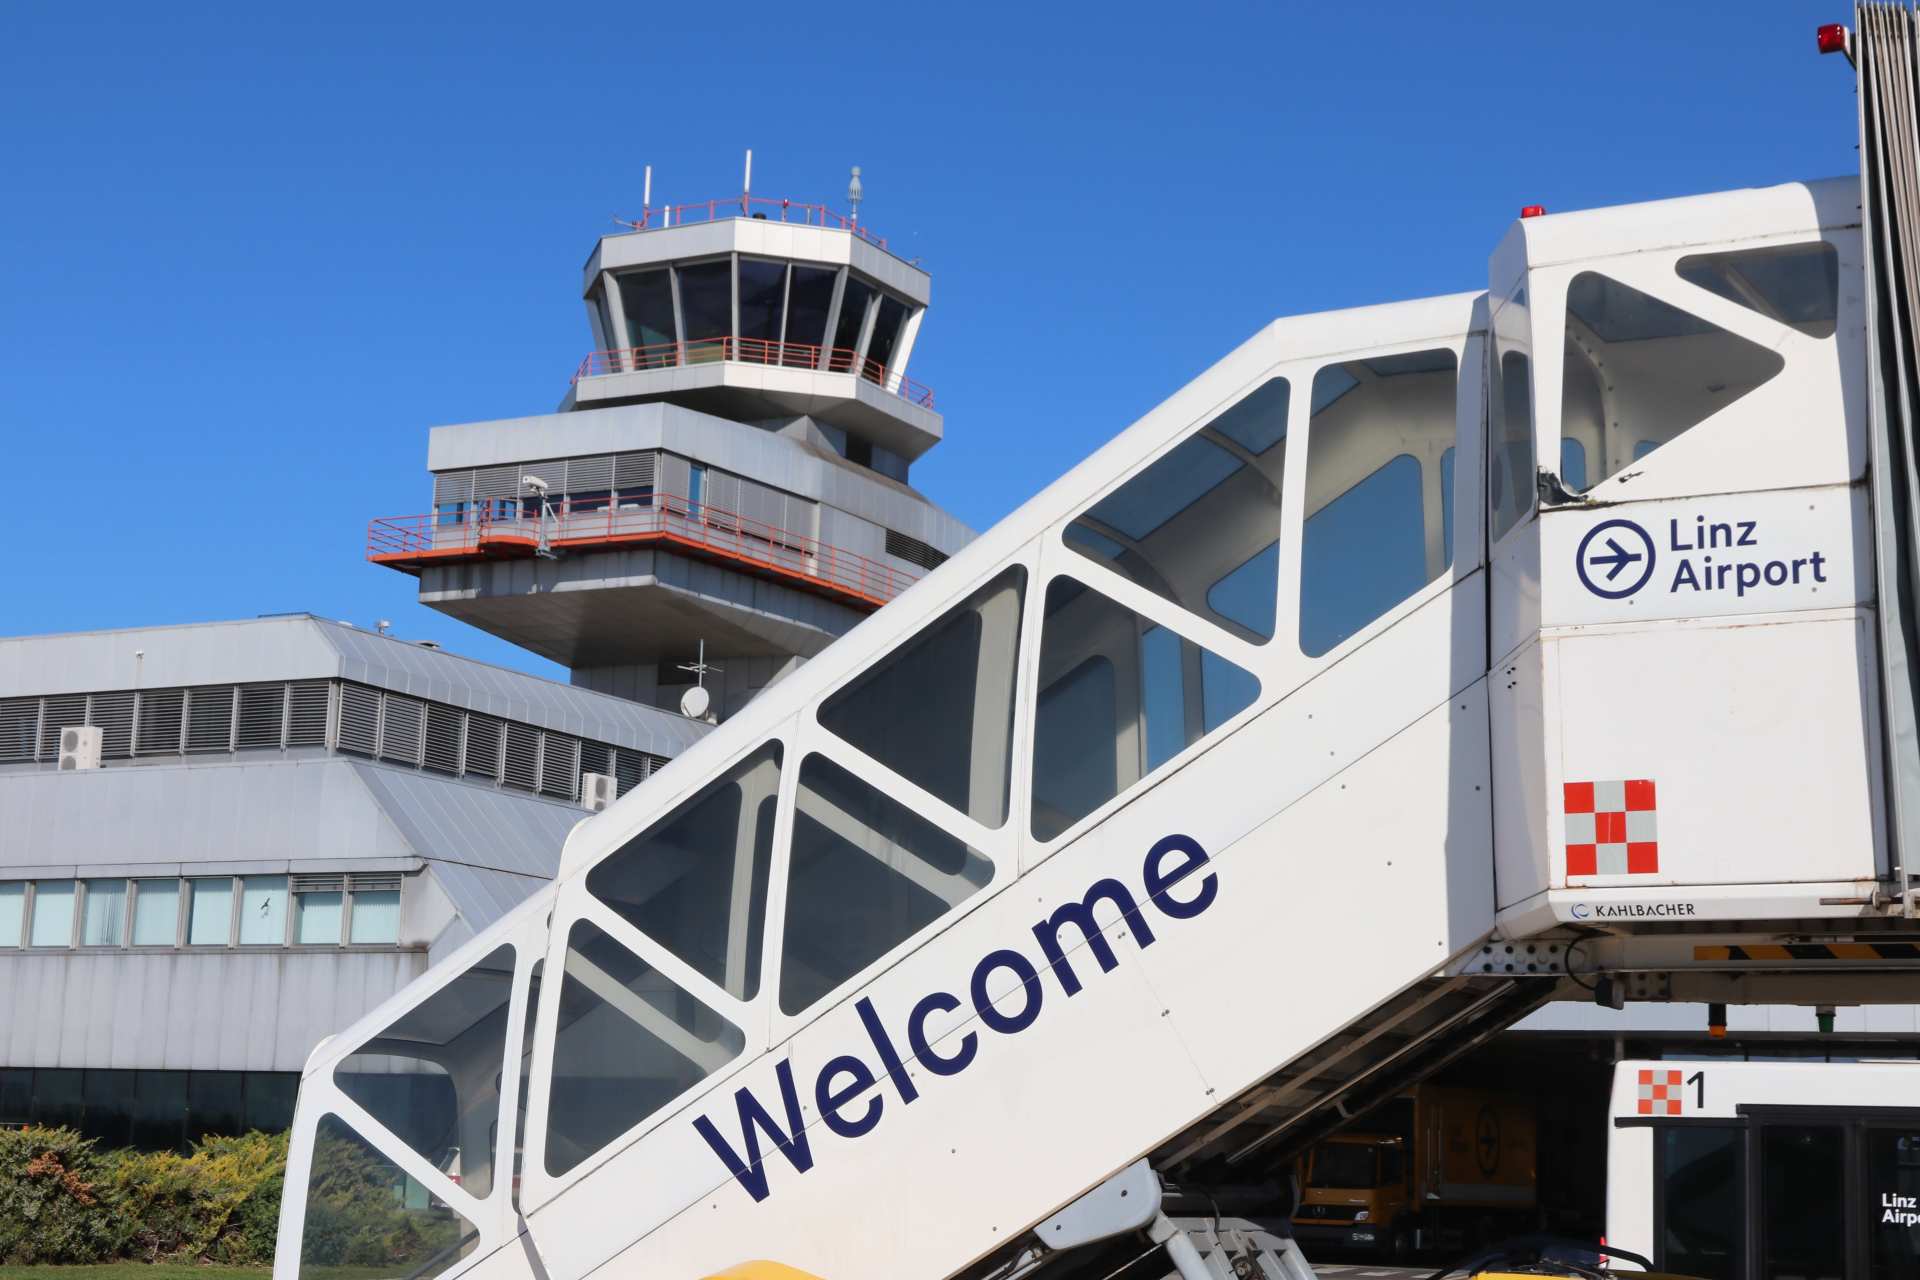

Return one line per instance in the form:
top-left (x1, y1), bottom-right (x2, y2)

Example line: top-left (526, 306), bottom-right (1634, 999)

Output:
top-left (367, 171), bottom-right (973, 719)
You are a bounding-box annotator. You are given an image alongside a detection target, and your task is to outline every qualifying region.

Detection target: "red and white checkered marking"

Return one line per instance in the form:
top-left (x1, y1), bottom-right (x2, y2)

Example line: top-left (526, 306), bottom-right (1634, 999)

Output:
top-left (1564, 778), bottom-right (1658, 878)
top-left (1637, 1067), bottom-right (1685, 1116)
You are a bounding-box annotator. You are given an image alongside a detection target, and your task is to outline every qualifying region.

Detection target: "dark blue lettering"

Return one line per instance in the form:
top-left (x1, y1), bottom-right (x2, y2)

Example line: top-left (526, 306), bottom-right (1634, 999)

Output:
top-left (814, 1054), bottom-right (883, 1139)
top-left (691, 1057), bottom-right (814, 1203)
top-left (1143, 834), bottom-right (1218, 919)
top-left (971, 948), bottom-right (1044, 1034)
top-left (906, 990), bottom-right (978, 1076)
top-left (1031, 878), bottom-right (1155, 996)
top-left (855, 996), bottom-right (919, 1104)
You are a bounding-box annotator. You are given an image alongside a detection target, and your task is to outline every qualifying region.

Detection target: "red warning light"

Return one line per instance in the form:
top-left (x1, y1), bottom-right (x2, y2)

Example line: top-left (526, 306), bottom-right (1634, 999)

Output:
top-left (1520, 205), bottom-right (1546, 219)
top-left (1817, 23), bottom-right (1848, 55)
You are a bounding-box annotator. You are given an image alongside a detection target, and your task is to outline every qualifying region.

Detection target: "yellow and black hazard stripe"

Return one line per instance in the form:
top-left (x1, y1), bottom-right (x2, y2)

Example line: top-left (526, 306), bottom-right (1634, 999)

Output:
top-left (1694, 942), bottom-right (1920, 962)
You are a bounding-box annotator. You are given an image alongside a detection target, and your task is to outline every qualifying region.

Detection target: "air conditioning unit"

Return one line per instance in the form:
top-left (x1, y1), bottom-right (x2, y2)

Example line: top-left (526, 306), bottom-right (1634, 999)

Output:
top-left (59, 726), bottom-right (102, 771)
top-left (580, 771), bottom-right (616, 812)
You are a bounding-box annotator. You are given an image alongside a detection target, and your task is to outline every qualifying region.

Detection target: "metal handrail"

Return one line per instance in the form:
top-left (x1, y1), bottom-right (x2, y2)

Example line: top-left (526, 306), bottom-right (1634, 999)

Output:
top-left (367, 491), bottom-right (919, 608)
top-left (570, 335), bottom-right (935, 409)
top-left (616, 194), bottom-right (886, 250)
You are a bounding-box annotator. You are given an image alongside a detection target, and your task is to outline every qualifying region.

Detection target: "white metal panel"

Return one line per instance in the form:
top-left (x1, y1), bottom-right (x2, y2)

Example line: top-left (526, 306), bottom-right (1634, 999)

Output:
top-left (1549, 608), bottom-right (1882, 891)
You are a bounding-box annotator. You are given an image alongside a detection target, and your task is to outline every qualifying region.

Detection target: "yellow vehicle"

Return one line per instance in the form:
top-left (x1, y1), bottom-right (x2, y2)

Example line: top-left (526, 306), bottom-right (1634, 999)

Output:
top-left (1428, 1237), bottom-right (1702, 1279)
top-left (1293, 1085), bottom-right (1537, 1260)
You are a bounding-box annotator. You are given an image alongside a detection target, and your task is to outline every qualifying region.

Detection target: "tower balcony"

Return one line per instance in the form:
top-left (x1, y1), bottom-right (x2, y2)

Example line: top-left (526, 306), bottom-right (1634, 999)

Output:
top-left (566, 335), bottom-right (938, 460)
top-left (367, 492), bottom-right (921, 611)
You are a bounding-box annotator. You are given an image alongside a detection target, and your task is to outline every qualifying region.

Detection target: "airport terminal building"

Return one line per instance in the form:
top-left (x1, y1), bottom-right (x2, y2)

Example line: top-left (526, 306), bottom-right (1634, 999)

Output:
top-left (0, 615), bottom-right (707, 1146)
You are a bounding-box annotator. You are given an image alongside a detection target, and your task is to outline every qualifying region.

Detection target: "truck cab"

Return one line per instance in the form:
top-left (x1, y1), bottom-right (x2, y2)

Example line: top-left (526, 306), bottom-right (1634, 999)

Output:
top-left (1294, 1132), bottom-right (1410, 1256)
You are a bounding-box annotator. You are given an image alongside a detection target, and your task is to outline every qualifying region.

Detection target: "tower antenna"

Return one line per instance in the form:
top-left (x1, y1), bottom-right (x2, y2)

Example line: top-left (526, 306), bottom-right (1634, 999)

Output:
top-left (848, 165), bottom-right (864, 229)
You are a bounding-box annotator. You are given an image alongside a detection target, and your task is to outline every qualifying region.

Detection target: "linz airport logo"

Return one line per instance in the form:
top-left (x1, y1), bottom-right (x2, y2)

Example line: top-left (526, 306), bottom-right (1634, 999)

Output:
top-left (692, 833), bottom-right (1219, 1203)
top-left (1575, 513), bottom-right (1829, 602)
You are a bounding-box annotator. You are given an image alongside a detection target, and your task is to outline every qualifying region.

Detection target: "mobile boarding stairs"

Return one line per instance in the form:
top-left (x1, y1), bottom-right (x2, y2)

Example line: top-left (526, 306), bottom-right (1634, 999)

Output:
top-left (271, 11), bottom-right (1920, 1280)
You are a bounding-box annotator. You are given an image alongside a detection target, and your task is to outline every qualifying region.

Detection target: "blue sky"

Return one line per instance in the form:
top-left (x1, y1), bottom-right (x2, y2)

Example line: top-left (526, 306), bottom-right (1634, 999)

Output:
top-left (0, 2), bottom-right (1859, 679)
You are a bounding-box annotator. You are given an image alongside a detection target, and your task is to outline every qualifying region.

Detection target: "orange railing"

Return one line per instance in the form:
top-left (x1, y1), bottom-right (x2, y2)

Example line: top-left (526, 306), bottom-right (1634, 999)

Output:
top-left (616, 195), bottom-right (886, 250)
top-left (367, 491), bottom-right (919, 609)
top-left (571, 335), bottom-right (935, 409)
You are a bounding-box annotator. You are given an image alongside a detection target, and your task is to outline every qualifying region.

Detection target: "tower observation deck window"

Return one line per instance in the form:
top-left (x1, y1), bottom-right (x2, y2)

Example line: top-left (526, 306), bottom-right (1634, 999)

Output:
top-left (737, 258), bottom-right (786, 345)
top-left (784, 265), bottom-right (837, 364)
top-left (677, 260), bottom-right (733, 361)
top-left (865, 295), bottom-right (909, 378)
top-left (1559, 272), bottom-right (1785, 492)
top-left (832, 278), bottom-right (873, 370)
top-left (618, 269), bottom-right (676, 361)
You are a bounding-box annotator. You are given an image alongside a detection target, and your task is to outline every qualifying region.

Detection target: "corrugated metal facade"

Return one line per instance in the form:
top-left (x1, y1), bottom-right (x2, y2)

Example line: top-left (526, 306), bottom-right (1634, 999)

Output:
top-left (0, 618), bottom-right (710, 1075)
top-left (0, 949), bottom-right (429, 1072)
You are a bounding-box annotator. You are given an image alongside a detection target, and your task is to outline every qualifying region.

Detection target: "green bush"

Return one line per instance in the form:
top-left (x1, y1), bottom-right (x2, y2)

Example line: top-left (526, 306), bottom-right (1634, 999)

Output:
top-left (0, 1126), bottom-right (288, 1265)
top-left (0, 1125), bottom-right (129, 1264)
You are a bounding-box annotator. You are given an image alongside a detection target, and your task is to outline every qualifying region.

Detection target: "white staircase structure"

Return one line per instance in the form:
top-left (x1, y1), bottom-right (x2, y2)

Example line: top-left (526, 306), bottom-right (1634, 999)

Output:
top-left (272, 13), bottom-right (1920, 1280)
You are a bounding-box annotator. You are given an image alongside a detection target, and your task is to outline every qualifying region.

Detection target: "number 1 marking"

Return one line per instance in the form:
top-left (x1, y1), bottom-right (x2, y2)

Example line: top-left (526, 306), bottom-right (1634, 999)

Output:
top-left (1686, 1070), bottom-right (1705, 1110)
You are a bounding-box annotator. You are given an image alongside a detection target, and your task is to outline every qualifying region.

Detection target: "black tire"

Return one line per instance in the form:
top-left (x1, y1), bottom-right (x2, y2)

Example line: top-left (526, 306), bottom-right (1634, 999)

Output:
top-left (1389, 1223), bottom-right (1414, 1264)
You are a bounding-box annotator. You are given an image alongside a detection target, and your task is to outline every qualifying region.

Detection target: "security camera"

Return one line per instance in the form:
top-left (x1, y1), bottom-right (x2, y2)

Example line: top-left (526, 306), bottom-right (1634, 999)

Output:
top-left (523, 475), bottom-right (550, 496)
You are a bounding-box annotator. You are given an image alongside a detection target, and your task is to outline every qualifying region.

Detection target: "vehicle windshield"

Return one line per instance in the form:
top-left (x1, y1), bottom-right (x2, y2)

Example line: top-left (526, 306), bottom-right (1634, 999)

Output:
top-left (1308, 1142), bottom-right (1379, 1188)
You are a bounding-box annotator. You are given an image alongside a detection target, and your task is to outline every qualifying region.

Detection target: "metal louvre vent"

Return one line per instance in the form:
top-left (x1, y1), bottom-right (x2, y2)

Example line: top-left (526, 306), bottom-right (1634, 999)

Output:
top-left (611, 749), bottom-right (664, 797)
top-left (539, 732), bottom-right (579, 798)
top-left (0, 698), bottom-right (36, 763)
top-left (473, 465), bottom-right (521, 500)
top-left (433, 471), bottom-right (474, 505)
top-left (502, 722), bottom-right (540, 791)
top-left (286, 681), bottom-right (330, 746)
top-left (236, 684), bottom-right (287, 749)
top-left (378, 695), bottom-right (425, 765)
top-left (185, 687), bottom-right (236, 753)
top-left (290, 874), bottom-right (345, 894)
top-left (336, 684), bottom-right (380, 756)
top-left (885, 529), bottom-right (948, 572)
top-left (89, 691), bottom-right (135, 758)
top-left (39, 695), bottom-right (86, 759)
top-left (0, 677), bottom-right (672, 805)
top-left (703, 470), bottom-right (743, 530)
top-left (613, 451), bottom-right (656, 492)
top-left (566, 455), bottom-right (613, 492)
top-left (464, 714), bottom-right (504, 779)
top-left (348, 873), bottom-right (401, 893)
top-left (134, 689), bottom-right (186, 755)
top-left (422, 704), bottom-right (463, 775)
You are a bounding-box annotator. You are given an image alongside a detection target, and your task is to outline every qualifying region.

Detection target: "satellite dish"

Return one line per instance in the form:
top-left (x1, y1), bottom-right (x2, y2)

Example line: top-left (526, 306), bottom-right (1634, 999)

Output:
top-left (680, 685), bottom-right (712, 720)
